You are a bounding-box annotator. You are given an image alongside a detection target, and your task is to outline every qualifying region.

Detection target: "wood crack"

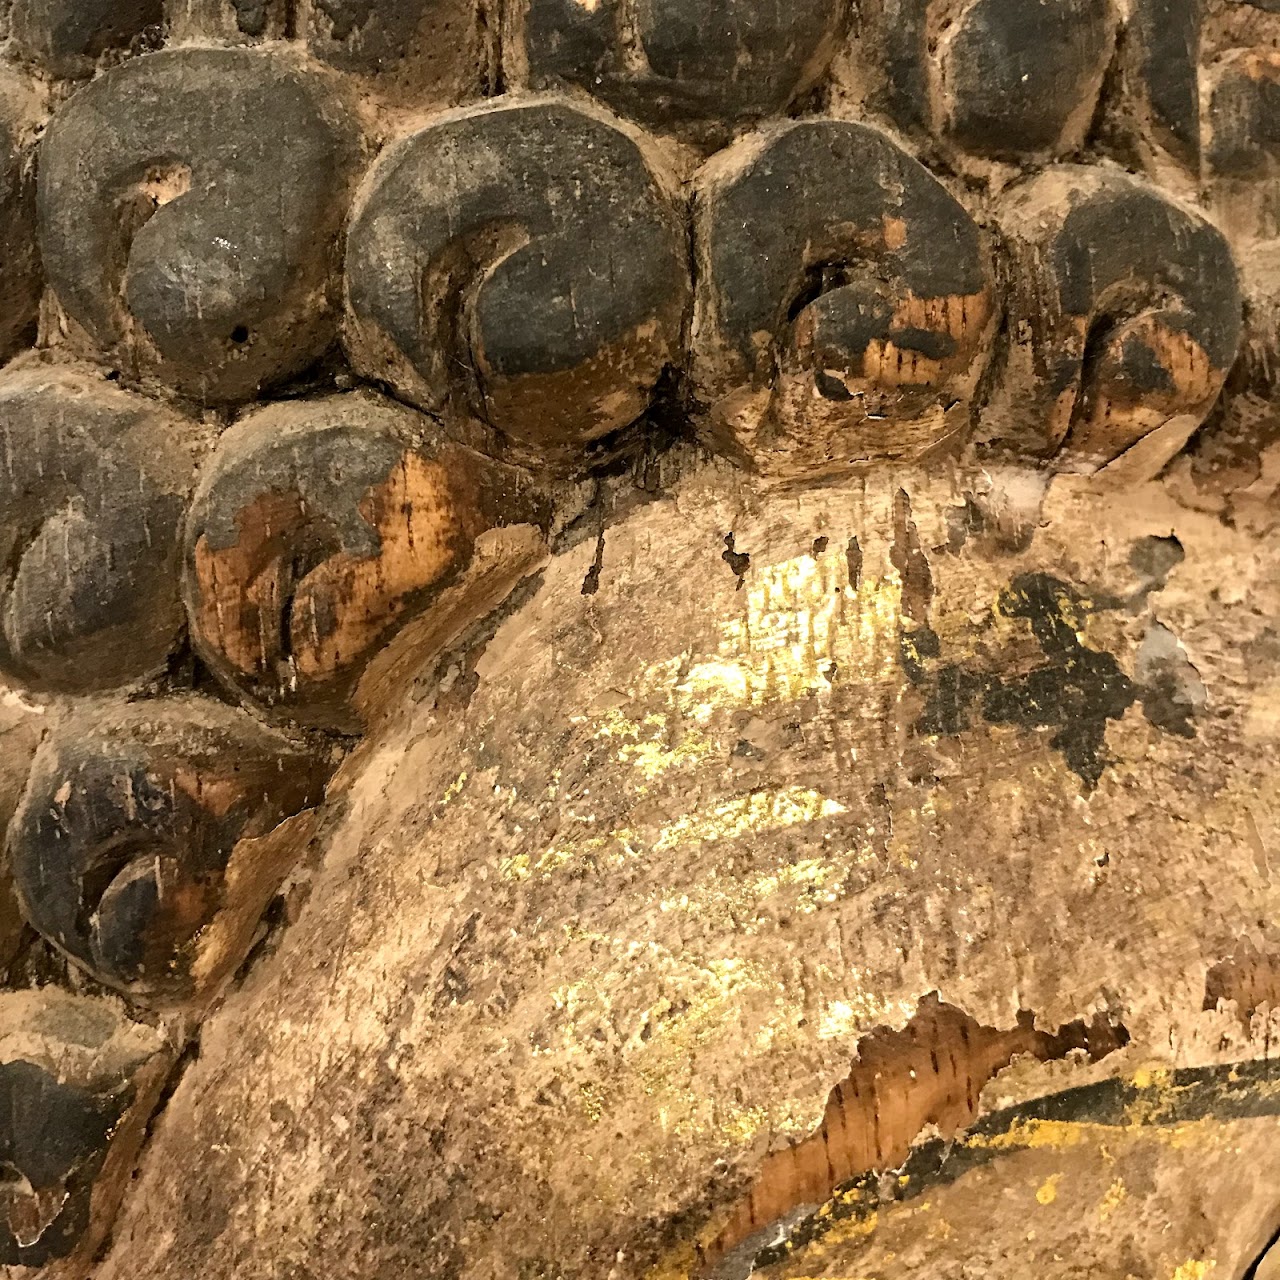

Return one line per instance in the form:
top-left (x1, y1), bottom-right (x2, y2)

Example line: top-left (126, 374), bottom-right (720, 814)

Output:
top-left (696, 992), bottom-right (1129, 1277)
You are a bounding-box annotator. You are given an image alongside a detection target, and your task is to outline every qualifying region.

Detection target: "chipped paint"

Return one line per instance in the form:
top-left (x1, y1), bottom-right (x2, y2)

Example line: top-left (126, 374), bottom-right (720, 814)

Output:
top-left (611, 548), bottom-right (904, 728)
top-left (438, 770), bottom-right (468, 806)
top-left (1098, 1177), bottom-right (1127, 1219)
top-left (89, 461), bottom-right (1280, 1280)
top-left (503, 787), bottom-right (847, 888)
top-left (653, 789), bottom-right (847, 853)
top-left (1170, 1261), bottom-right (1215, 1280)
top-left (590, 708), bottom-right (719, 781)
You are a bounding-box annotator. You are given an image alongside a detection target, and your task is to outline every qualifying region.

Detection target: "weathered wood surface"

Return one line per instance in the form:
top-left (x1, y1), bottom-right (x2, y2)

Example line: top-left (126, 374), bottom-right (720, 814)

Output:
top-left (0, 690), bottom-right (41, 975)
top-left (0, 70), bottom-right (40, 367)
top-left (508, 0), bottom-right (846, 143)
top-left (8, 695), bottom-right (331, 1004)
top-left (37, 46), bottom-right (364, 404)
top-left (183, 391), bottom-right (551, 727)
top-left (344, 97), bottom-right (689, 469)
top-left (0, 0), bottom-right (1275, 1276)
top-left (7, 0), bottom-right (161, 78)
top-left (0, 988), bottom-right (168, 1277)
top-left (987, 166), bottom-right (1243, 474)
top-left (165, 0), bottom-right (491, 105)
top-left (841, 0), bottom-right (1117, 165)
top-left (692, 119), bottom-right (997, 478)
top-left (92, 465), bottom-right (1280, 1279)
top-left (0, 362), bottom-right (205, 693)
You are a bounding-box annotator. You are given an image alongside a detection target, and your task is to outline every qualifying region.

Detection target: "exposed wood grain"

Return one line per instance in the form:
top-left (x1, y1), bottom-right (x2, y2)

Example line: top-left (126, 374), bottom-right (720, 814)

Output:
top-left (692, 119), bottom-right (997, 478)
top-left (90, 467), bottom-right (1280, 1280)
top-left (183, 391), bottom-right (551, 728)
top-left (986, 165), bottom-right (1242, 474)
top-left (344, 97), bottom-right (690, 470)
top-left (7, 694), bottom-right (330, 1003)
top-left (2, 3), bottom-right (1279, 1276)
top-left (0, 988), bottom-right (169, 1277)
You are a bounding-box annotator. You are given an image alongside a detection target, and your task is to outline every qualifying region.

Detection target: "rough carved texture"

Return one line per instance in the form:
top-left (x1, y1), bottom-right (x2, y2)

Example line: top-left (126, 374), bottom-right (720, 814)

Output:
top-left (693, 119), bottom-right (997, 478)
top-left (162, 0), bottom-right (288, 41)
top-left (1206, 45), bottom-right (1280, 184)
top-left (843, 0), bottom-right (1118, 163)
top-left (512, 0), bottom-right (844, 141)
top-left (0, 988), bottom-right (168, 1276)
top-left (1204, 940), bottom-right (1280, 1026)
top-left (700, 996), bottom-right (1127, 1274)
top-left (986, 166), bottom-right (1243, 474)
top-left (37, 47), bottom-right (364, 405)
top-left (7, 696), bottom-right (330, 1003)
top-left (7, 0), bottom-right (161, 78)
top-left (1122, 0), bottom-right (1203, 175)
top-left (0, 0), bottom-right (1277, 1275)
top-left (345, 97), bottom-right (689, 468)
top-left (0, 362), bottom-right (204, 694)
top-left (0, 71), bottom-right (40, 368)
top-left (89, 468), bottom-right (1280, 1280)
top-left (0, 691), bottom-right (41, 974)
top-left (167, 0), bottom-right (489, 99)
top-left (303, 0), bottom-right (488, 106)
top-left (183, 391), bottom-right (551, 728)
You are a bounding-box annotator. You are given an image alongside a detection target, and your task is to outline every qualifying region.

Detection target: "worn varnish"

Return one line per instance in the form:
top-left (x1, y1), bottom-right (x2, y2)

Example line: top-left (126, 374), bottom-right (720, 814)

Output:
top-left (37, 46), bottom-right (364, 404)
top-left (7, 0), bottom-right (162, 78)
top-left (0, 0), bottom-right (1276, 1275)
top-left (345, 97), bottom-right (690, 470)
top-left (183, 391), bottom-right (550, 728)
top-left (510, 0), bottom-right (845, 143)
top-left (7, 695), bottom-right (330, 1003)
top-left (841, 0), bottom-right (1117, 165)
top-left (84, 473), bottom-right (1280, 1280)
top-left (0, 362), bottom-right (204, 693)
top-left (699, 995), bottom-right (1126, 1275)
top-left (986, 166), bottom-right (1243, 474)
top-left (0, 988), bottom-right (168, 1276)
top-left (693, 119), bottom-right (997, 478)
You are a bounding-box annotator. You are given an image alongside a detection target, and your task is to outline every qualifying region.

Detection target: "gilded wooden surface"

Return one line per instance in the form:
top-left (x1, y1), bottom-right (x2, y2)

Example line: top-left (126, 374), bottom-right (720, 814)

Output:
top-left (0, 0), bottom-right (1276, 1276)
